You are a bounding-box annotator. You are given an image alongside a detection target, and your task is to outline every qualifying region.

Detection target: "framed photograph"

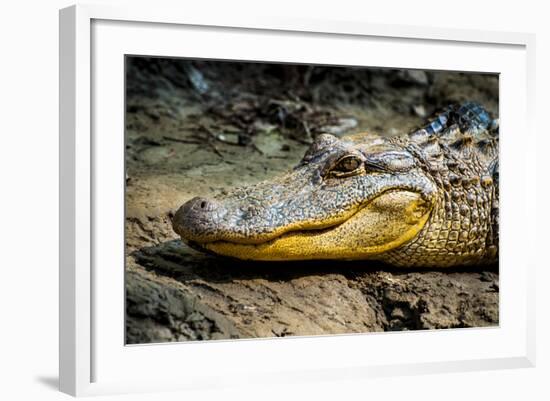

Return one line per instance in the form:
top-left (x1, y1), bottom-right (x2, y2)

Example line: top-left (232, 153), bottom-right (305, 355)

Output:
top-left (59, 4), bottom-right (536, 396)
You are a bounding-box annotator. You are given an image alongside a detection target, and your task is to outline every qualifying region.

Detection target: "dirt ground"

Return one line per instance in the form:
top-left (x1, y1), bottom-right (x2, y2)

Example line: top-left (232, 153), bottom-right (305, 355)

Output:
top-left (124, 58), bottom-right (499, 344)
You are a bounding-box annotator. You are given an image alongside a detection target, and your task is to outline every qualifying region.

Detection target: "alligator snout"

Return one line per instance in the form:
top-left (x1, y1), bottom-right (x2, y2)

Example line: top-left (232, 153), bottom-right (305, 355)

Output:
top-left (172, 196), bottom-right (227, 243)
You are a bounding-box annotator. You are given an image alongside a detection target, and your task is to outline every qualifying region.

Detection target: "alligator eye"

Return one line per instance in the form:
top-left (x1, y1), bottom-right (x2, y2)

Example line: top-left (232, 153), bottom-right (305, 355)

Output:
top-left (330, 155), bottom-right (363, 177)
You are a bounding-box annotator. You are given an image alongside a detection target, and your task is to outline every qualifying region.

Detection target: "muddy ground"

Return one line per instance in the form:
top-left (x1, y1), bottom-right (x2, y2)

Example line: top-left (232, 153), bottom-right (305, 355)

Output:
top-left (124, 58), bottom-right (499, 344)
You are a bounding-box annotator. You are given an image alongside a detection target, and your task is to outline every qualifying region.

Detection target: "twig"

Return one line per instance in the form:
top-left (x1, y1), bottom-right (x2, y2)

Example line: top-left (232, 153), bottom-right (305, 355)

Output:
top-left (251, 144), bottom-right (265, 156)
top-left (267, 155), bottom-right (289, 159)
top-left (302, 120), bottom-right (312, 139)
top-left (198, 124), bottom-right (242, 147)
top-left (165, 132), bottom-right (224, 158)
top-left (207, 142), bottom-right (224, 158)
top-left (162, 136), bottom-right (202, 145)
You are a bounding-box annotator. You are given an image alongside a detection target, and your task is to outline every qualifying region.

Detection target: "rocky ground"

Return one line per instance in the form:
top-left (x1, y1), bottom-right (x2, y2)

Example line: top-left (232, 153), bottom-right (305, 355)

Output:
top-left (124, 58), bottom-right (499, 344)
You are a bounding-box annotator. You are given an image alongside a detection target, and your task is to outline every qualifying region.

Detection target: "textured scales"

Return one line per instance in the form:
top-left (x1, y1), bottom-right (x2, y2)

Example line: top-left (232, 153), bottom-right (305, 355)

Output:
top-left (384, 102), bottom-right (499, 266)
top-left (172, 102), bottom-right (499, 268)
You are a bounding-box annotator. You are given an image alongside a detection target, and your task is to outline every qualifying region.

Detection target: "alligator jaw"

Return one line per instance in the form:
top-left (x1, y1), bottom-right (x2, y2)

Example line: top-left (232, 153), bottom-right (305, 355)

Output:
top-left (192, 190), bottom-right (432, 261)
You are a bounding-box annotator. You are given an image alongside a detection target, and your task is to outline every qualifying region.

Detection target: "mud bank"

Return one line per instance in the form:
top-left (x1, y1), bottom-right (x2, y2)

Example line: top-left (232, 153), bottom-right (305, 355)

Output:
top-left (124, 58), bottom-right (499, 343)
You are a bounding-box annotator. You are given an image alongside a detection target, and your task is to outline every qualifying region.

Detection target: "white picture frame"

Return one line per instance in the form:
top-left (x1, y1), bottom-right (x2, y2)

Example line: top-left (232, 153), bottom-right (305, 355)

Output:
top-left (59, 4), bottom-right (536, 397)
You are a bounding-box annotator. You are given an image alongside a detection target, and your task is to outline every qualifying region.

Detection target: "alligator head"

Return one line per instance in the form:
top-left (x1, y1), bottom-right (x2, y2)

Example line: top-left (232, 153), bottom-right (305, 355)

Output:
top-left (173, 103), bottom-right (499, 267)
top-left (172, 132), bottom-right (445, 262)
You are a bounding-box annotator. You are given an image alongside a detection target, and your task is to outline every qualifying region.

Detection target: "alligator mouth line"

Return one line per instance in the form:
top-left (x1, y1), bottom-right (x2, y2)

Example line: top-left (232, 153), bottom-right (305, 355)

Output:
top-left (182, 190), bottom-right (433, 261)
top-left (187, 221), bottom-right (342, 250)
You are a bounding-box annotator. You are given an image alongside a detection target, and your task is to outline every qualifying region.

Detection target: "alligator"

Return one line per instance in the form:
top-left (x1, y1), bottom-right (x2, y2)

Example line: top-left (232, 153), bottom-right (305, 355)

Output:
top-left (172, 102), bottom-right (499, 267)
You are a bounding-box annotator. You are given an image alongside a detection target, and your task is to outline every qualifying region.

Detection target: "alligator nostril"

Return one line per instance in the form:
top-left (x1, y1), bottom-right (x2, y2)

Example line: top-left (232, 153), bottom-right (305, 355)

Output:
top-left (190, 197), bottom-right (217, 212)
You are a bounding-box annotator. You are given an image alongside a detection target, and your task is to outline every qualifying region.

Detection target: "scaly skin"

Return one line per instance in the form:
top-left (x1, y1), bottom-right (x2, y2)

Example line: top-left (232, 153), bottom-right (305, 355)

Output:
top-left (172, 102), bottom-right (499, 267)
